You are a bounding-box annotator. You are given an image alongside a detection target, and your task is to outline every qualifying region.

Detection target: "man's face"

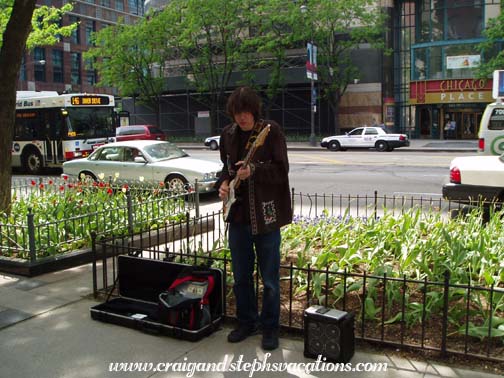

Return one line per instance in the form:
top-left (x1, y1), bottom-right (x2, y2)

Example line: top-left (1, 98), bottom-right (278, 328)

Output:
top-left (234, 112), bottom-right (254, 131)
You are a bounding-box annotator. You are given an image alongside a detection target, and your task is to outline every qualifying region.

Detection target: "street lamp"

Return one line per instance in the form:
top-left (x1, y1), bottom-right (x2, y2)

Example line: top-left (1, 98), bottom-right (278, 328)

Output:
top-left (301, 4), bottom-right (317, 146)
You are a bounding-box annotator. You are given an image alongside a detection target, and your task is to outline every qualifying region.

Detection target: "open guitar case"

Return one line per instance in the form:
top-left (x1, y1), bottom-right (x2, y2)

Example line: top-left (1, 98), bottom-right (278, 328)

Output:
top-left (90, 255), bottom-right (224, 342)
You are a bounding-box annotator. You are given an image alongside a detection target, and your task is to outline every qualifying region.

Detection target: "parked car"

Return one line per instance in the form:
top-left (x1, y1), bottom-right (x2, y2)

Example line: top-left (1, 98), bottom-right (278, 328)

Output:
top-left (204, 136), bottom-right (220, 150)
top-left (62, 140), bottom-right (222, 193)
top-left (442, 154), bottom-right (504, 206)
top-left (115, 125), bottom-right (166, 142)
top-left (320, 126), bottom-right (410, 152)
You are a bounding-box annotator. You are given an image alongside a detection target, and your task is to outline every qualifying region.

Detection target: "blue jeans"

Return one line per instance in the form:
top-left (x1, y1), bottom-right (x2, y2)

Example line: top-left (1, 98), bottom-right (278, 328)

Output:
top-left (228, 223), bottom-right (281, 330)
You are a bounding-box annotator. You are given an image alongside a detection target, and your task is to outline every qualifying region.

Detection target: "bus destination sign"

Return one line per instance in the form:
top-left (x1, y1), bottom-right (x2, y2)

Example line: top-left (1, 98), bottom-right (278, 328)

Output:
top-left (70, 95), bottom-right (110, 106)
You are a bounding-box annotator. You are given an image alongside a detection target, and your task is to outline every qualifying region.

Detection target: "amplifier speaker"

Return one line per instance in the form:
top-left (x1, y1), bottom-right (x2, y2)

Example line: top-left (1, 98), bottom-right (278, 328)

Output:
top-left (303, 305), bottom-right (355, 363)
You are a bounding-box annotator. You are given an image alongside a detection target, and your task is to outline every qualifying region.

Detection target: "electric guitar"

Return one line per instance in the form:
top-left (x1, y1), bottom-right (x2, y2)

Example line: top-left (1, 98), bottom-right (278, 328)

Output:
top-left (223, 124), bottom-right (271, 221)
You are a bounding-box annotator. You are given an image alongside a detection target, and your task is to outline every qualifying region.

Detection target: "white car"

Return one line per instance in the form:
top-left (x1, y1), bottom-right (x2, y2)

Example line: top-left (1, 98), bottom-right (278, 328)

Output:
top-left (443, 154), bottom-right (504, 205)
top-left (204, 136), bottom-right (220, 150)
top-left (320, 126), bottom-right (410, 152)
top-left (62, 140), bottom-right (222, 193)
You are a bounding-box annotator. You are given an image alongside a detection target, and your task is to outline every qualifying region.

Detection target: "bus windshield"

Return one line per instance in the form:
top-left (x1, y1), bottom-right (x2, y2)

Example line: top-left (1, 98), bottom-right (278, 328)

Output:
top-left (65, 107), bottom-right (115, 139)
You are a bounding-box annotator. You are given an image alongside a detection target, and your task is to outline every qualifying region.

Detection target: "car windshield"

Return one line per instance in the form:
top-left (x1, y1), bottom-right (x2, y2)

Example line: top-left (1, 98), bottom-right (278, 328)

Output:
top-left (144, 142), bottom-right (188, 161)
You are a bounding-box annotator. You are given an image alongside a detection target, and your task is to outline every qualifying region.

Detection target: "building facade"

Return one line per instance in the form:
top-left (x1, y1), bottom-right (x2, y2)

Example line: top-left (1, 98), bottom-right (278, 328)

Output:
top-left (127, 1), bottom-right (502, 139)
top-left (22, 1), bottom-right (502, 139)
top-left (17, 0), bottom-right (144, 95)
top-left (394, 0), bottom-right (502, 140)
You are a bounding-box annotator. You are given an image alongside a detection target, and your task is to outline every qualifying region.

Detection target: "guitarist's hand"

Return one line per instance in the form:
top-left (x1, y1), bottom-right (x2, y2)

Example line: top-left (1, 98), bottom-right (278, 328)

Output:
top-left (219, 180), bottom-right (230, 200)
top-left (236, 161), bottom-right (252, 180)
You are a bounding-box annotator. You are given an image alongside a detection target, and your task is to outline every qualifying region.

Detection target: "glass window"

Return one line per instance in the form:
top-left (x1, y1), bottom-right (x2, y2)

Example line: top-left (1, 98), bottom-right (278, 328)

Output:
top-left (115, 0), bottom-right (124, 11)
top-left (101, 0), bottom-right (111, 8)
top-left (413, 48), bottom-right (426, 80)
top-left (85, 58), bottom-right (96, 84)
top-left (128, 0), bottom-right (142, 15)
top-left (34, 47), bottom-right (46, 82)
top-left (85, 20), bottom-right (95, 46)
top-left (348, 128), bottom-right (363, 136)
top-left (69, 16), bottom-right (80, 44)
top-left (52, 49), bottom-right (64, 83)
top-left (428, 46), bottom-right (442, 80)
top-left (71, 52), bottom-right (81, 85)
top-left (489, 108), bottom-right (504, 131)
top-left (445, 44), bottom-right (480, 79)
top-left (446, 3), bottom-right (483, 40)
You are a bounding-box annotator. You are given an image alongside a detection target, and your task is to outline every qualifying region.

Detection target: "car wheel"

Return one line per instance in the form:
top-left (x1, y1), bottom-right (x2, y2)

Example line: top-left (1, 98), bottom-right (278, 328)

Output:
top-left (209, 140), bottom-right (218, 150)
top-left (375, 140), bottom-right (388, 152)
top-left (79, 171), bottom-right (97, 183)
top-left (165, 174), bottom-right (188, 193)
top-left (22, 148), bottom-right (43, 174)
top-left (328, 140), bottom-right (341, 151)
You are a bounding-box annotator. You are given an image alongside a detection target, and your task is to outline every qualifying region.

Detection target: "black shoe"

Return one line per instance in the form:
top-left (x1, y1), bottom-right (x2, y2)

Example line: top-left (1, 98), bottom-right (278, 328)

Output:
top-left (227, 324), bottom-right (258, 343)
top-left (262, 328), bottom-right (279, 350)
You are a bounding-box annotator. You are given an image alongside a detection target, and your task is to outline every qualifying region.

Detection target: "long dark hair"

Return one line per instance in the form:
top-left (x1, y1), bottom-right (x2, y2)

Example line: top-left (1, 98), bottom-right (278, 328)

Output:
top-left (226, 87), bottom-right (262, 122)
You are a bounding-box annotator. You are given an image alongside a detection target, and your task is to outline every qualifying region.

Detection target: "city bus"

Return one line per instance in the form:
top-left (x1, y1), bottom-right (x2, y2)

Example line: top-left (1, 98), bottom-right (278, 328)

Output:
top-left (13, 91), bottom-right (116, 174)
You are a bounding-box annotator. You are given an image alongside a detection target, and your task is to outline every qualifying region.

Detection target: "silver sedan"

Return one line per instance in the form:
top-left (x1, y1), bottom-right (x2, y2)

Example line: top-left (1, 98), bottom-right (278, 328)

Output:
top-left (62, 140), bottom-right (222, 193)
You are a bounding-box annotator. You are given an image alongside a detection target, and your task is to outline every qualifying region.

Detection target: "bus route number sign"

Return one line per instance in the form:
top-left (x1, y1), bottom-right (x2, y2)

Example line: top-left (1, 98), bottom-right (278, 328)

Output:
top-left (70, 96), bottom-right (109, 106)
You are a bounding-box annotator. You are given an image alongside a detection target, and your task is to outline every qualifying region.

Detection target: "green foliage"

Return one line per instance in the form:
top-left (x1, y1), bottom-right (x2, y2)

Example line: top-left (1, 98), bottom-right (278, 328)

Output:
top-left (282, 207), bottom-right (504, 340)
top-left (0, 2), bottom-right (76, 49)
top-left (1, 178), bottom-right (187, 259)
top-left (477, 11), bottom-right (504, 78)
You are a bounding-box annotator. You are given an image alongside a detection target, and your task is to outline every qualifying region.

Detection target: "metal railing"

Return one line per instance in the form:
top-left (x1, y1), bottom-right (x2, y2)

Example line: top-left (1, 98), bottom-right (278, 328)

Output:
top-left (2, 177), bottom-right (195, 261)
top-left (291, 189), bottom-right (500, 219)
top-left (93, 231), bottom-right (504, 363)
top-left (92, 198), bottom-right (504, 363)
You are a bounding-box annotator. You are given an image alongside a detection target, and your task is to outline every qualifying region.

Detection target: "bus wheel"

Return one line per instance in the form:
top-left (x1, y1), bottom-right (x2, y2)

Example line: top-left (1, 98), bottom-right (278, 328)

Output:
top-left (22, 149), bottom-right (43, 175)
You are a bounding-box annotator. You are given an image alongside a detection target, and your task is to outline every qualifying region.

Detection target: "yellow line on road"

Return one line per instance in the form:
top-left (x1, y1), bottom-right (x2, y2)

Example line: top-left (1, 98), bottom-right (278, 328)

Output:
top-left (290, 153), bottom-right (345, 164)
top-left (290, 153), bottom-right (448, 167)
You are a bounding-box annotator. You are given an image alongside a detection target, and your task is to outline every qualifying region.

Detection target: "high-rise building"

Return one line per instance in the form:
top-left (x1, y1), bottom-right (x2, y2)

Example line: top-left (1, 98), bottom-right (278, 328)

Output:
top-left (17, 0), bottom-right (144, 95)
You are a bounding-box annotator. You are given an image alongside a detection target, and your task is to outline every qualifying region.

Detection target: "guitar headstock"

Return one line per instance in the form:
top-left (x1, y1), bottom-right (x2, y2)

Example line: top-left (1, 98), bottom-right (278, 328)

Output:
top-left (254, 124), bottom-right (271, 148)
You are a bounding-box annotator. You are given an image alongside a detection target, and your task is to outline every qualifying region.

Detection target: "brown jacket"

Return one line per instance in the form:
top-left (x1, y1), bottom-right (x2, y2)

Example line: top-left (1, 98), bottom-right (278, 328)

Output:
top-left (217, 120), bottom-right (292, 235)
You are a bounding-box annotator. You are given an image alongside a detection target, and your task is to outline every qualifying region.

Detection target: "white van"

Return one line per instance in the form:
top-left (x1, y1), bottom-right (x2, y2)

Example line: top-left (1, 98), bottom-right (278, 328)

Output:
top-left (478, 101), bottom-right (504, 155)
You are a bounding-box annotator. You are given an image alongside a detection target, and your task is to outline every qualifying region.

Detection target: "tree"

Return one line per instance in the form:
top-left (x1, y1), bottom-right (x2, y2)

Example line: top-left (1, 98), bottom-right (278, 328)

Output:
top-left (302, 0), bottom-right (387, 134)
top-left (84, 16), bottom-right (170, 127)
top-left (244, 0), bottom-right (306, 117)
top-left (161, 0), bottom-right (252, 134)
top-left (0, 1), bottom-right (75, 213)
top-left (477, 10), bottom-right (504, 78)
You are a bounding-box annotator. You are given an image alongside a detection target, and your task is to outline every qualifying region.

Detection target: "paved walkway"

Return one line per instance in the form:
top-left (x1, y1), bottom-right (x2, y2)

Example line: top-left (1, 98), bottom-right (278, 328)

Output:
top-left (0, 261), bottom-right (501, 378)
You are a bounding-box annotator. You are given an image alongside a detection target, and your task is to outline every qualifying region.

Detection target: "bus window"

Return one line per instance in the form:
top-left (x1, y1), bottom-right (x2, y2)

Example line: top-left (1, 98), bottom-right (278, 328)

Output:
top-left (15, 111), bottom-right (40, 139)
top-left (65, 107), bottom-right (115, 139)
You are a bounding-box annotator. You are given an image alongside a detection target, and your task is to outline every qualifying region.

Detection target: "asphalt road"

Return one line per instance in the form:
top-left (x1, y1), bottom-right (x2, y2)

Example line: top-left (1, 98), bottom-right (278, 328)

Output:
top-left (12, 149), bottom-right (473, 199)
top-left (189, 149), bottom-right (473, 197)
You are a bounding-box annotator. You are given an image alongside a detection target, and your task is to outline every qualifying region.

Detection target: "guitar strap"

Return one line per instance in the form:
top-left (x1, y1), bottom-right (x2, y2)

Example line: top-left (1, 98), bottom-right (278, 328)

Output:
top-left (228, 120), bottom-right (266, 178)
top-left (244, 119), bottom-right (266, 154)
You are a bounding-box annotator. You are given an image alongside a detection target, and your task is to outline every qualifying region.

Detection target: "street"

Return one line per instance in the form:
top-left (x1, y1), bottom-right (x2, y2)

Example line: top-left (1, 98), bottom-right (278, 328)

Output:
top-left (188, 149), bottom-right (471, 197)
top-left (12, 149), bottom-right (473, 199)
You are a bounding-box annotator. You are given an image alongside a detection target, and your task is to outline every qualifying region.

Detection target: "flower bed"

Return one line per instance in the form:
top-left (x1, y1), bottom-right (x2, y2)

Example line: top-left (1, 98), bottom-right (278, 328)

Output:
top-left (0, 177), bottom-right (193, 275)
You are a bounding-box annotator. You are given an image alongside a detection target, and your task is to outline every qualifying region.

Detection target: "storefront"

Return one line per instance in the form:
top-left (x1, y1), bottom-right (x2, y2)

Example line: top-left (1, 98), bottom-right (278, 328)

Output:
top-left (409, 78), bottom-right (493, 139)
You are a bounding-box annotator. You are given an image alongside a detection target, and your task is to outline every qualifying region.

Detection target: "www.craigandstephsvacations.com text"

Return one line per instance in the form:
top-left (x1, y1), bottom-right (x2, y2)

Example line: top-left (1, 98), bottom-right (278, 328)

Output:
top-left (109, 354), bottom-right (388, 377)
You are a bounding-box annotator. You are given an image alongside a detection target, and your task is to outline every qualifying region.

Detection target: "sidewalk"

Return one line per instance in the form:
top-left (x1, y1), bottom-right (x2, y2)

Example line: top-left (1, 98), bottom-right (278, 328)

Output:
top-left (0, 263), bottom-right (501, 378)
top-left (179, 139), bottom-right (479, 153)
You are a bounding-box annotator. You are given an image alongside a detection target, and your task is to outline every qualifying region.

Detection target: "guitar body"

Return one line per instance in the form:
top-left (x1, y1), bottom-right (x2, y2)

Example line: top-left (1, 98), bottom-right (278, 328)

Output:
top-left (222, 124), bottom-right (271, 222)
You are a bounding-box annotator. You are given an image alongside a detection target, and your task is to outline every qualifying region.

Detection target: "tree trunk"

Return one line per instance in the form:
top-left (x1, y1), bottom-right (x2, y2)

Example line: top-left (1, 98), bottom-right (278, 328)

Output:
top-left (328, 91), bottom-right (342, 135)
top-left (0, 0), bottom-right (37, 213)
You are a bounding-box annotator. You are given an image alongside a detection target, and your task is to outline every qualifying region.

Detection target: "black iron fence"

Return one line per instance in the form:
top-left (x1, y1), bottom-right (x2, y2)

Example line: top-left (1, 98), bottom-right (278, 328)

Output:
top-left (291, 189), bottom-right (494, 219)
top-left (92, 202), bottom-right (504, 363)
top-left (1, 177), bottom-right (195, 261)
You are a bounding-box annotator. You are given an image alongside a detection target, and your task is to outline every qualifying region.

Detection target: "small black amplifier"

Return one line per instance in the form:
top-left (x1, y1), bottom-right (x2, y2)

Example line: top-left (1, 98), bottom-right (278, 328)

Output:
top-left (303, 305), bottom-right (355, 363)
